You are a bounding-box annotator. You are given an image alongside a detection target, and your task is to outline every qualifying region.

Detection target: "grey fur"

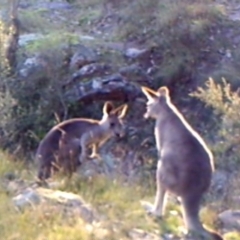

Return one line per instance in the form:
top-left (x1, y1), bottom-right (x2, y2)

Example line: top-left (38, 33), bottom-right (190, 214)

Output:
top-left (141, 86), bottom-right (223, 240)
top-left (36, 102), bottom-right (128, 180)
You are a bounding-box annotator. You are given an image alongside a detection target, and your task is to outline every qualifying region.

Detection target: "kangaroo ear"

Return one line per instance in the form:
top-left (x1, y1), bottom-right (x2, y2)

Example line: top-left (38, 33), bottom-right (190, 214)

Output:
top-left (113, 104), bottom-right (128, 119)
top-left (103, 101), bottom-right (114, 115)
top-left (141, 86), bottom-right (159, 102)
top-left (157, 86), bottom-right (169, 97)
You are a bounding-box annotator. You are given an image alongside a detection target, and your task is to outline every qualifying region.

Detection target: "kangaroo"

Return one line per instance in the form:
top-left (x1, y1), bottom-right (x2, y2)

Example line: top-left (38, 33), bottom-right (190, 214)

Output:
top-left (141, 86), bottom-right (223, 240)
top-left (36, 101), bottom-right (128, 180)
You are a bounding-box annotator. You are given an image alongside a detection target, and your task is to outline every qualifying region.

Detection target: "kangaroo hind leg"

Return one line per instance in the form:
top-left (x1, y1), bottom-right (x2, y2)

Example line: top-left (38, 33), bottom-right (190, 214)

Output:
top-left (143, 164), bottom-right (168, 217)
top-left (181, 194), bottom-right (209, 238)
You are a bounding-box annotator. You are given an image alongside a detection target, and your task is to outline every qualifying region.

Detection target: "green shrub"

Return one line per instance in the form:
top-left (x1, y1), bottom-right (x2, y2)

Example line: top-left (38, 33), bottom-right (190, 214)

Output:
top-left (0, 31), bottom-right (80, 154)
top-left (191, 78), bottom-right (240, 169)
top-left (19, 9), bottom-right (51, 33)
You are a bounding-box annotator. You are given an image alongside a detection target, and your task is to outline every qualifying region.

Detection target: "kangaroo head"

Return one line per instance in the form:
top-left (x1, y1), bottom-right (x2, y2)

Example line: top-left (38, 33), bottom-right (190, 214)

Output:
top-left (100, 101), bottom-right (128, 138)
top-left (141, 86), bottom-right (170, 119)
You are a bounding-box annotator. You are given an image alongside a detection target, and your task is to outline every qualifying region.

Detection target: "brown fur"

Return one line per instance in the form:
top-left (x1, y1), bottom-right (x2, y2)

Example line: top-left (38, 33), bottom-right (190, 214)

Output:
top-left (36, 102), bottom-right (128, 180)
top-left (141, 86), bottom-right (223, 240)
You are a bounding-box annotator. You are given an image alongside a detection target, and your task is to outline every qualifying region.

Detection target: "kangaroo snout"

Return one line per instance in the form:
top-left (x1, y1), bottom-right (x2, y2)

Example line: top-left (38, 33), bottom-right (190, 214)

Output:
top-left (144, 104), bottom-right (153, 119)
top-left (115, 132), bottom-right (121, 138)
top-left (111, 124), bottom-right (126, 139)
top-left (114, 130), bottom-right (125, 139)
top-left (144, 110), bottom-right (150, 119)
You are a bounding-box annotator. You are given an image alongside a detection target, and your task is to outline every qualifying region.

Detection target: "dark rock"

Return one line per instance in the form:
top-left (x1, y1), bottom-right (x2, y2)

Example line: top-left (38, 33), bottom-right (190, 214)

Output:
top-left (74, 74), bottom-right (141, 104)
top-left (18, 55), bottom-right (47, 77)
top-left (69, 45), bottom-right (99, 70)
top-left (67, 63), bottom-right (111, 85)
top-left (211, 170), bottom-right (230, 197)
top-left (219, 209), bottom-right (240, 230)
top-left (119, 64), bottom-right (152, 85)
top-left (124, 47), bottom-right (150, 59)
top-left (18, 33), bottom-right (44, 47)
top-left (12, 187), bottom-right (98, 223)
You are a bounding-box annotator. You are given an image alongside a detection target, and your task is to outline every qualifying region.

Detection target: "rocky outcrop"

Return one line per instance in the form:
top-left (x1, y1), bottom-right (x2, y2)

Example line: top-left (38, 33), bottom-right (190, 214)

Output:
top-left (13, 187), bottom-right (98, 223)
top-left (219, 209), bottom-right (240, 231)
top-left (18, 41), bottom-right (147, 106)
top-left (6, 178), bottom-right (164, 240)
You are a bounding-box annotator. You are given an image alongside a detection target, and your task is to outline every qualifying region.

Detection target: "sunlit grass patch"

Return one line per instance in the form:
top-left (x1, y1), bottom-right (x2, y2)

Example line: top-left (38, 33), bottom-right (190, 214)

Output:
top-left (24, 31), bottom-right (79, 54)
top-left (0, 198), bottom-right (90, 240)
top-left (0, 150), bottom-right (228, 240)
top-left (59, 174), bottom-right (186, 237)
top-left (200, 205), bottom-right (223, 234)
top-left (19, 9), bottom-right (52, 33)
top-left (0, 151), bottom-right (25, 178)
top-left (0, 158), bottom-right (228, 240)
top-left (224, 231), bottom-right (240, 240)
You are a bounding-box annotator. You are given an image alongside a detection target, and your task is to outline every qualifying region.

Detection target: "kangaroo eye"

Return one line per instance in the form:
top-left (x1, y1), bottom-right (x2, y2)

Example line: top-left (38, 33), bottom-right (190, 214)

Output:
top-left (110, 122), bottom-right (115, 128)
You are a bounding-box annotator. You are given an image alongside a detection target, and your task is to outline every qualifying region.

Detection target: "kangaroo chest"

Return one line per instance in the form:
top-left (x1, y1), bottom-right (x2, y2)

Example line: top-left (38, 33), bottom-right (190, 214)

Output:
top-left (154, 124), bottom-right (161, 159)
top-left (85, 129), bottom-right (110, 147)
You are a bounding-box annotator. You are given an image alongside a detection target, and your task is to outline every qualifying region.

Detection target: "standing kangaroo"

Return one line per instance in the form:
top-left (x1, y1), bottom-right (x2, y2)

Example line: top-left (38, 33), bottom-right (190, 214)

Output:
top-left (36, 102), bottom-right (128, 180)
top-left (141, 86), bottom-right (223, 240)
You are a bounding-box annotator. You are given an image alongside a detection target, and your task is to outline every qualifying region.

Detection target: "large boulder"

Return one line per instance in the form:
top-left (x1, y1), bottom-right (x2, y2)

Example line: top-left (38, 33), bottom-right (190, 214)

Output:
top-left (12, 187), bottom-right (98, 223)
top-left (219, 209), bottom-right (240, 231)
top-left (69, 44), bottom-right (99, 70)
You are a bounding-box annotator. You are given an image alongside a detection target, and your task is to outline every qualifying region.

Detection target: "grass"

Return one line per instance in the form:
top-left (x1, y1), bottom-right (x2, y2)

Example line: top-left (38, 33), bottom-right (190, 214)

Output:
top-left (18, 0), bottom-right (105, 35)
top-left (19, 9), bottom-right (52, 34)
top-left (117, 0), bottom-right (225, 42)
top-left (0, 150), bottom-right (237, 240)
top-left (191, 78), bottom-right (240, 168)
top-left (24, 31), bottom-right (79, 54)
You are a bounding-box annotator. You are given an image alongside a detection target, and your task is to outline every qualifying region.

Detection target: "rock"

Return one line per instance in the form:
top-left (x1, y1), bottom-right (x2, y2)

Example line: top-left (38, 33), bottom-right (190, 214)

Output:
top-left (64, 63), bottom-right (111, 88)
top-left (65, 73), bottom-right (141, 104)
top-left (19, 55), bottom-right (47, 77)
top-left (13, 188), bottom-right (41, 209)
top-left (12, 187), bottom-right (98, 223)
top-left (85, 222), bottom-right (111, 239)
top-left (229, 10), bottom-right (240, 22)
top-left (125, 47), bottom-right (149, 59)
top-left (3, 172), bottom-right (17, 181)
top-left (23, 1), bottom-right (73, 11)
top-left (129, 228), bottom-right (161, 240)
top-left (140, 200), bottom-right (154, 213)
top-left (3, 179), bottom-right (31, 195)
top-left (76, 153), bottom-right (117, 179)
top-left (218, 209), bottom-right (240, 230)
top-left (69, 45), bottom-right (99, 70)
top-left (77, 159), bottom-right (103, 178)
top-left (211, 170), bottom-right (229, 197)
top-left (79, 35), bottom-right (95, 41)
top-left (90, 74), bottom-right (125, 90)
top-left (18, 33), bottom-right (44, 47)
top-left (42, 2), bottom-right (73, 10)
top-left (73, 63), bottom-right (111, 79)
top-left (119, 64), bottom-right (152, 85)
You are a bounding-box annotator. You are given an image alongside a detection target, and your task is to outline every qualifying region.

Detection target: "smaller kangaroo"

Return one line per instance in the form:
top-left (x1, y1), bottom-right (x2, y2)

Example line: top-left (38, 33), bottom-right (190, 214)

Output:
top-left (141, 86), bottom-right (223, 240)
top-left (36, 102), bottom-right (128, 180)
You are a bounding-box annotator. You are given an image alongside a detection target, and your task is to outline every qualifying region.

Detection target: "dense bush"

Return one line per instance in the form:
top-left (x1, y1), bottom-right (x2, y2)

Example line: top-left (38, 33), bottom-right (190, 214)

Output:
top-left (0, 31), bottom-right (80, 155)
top-left (191, 78), bottom-right (240, 169)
